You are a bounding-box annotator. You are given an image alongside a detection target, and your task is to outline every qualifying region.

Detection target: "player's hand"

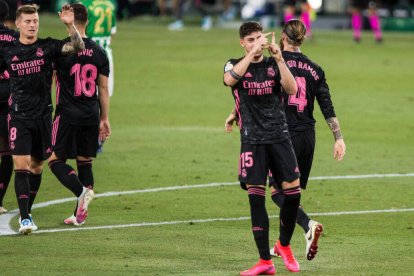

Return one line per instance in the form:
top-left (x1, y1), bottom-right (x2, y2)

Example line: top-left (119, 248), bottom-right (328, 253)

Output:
top-left (333, 138), bottom-right (346, 161)
top-left (58, 4), bottom-right (74, 25)
top-left (268, 32), bottom-right (283, 62)
top-left (99, 119), bottom-right (111, 143)
top-left (225, 112), bottom-right (237, 133)
top-left (250, 33), bottom-right (269, 57)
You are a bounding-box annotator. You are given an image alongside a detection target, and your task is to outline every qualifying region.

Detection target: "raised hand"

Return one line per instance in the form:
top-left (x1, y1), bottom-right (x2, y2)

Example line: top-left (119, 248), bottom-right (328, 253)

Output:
top-left (268, 32), bottom-right (283, 62)
top-left (58, 4), bottom-right (74, 25)
top-left (249, 32), bottom-right (270, 57)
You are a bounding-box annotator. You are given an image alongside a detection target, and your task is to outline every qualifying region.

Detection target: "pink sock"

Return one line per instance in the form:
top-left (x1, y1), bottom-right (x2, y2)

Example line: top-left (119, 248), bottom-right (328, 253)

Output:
top-left (369, 14), bottom-right (382, 40)
top-left (284, 13), bottom-right (294, 23)
top-left (351, 13), bottom-right (362, 40)
top-left (300, 11), bottom-right (311, 36)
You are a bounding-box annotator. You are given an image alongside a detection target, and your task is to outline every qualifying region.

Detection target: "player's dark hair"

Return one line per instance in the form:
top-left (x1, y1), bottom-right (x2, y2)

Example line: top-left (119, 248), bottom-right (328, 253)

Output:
top-left (16, 4), bottom-right (38, 20)
top-left (71, 3), bottom-right (88, 25)
top-left (280, 19), bottom-right (306, 49)
top-left (239, 21), bottom-right (263, 39)
top-left (0, 0), bottom-right (9, 22)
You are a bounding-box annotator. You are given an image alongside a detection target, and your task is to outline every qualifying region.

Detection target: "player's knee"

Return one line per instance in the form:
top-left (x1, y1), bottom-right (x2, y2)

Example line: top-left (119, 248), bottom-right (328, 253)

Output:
top-left (271, 188), bottom-right (285, 207)
top-left (282, 185), bottom-right (301, 205)
top-left (48, 159), bottom-right (65, 170)
top-left (247, 186), bottom-right (266, 208)
top-left (281, 178), bottom-right (300, 190)
top-left (12, 156), bottom-right (30, 170)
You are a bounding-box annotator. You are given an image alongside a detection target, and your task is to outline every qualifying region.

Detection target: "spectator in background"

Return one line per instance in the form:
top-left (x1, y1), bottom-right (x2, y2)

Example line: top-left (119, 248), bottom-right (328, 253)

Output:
top-left (117, 0), bottom-right (132, 20)
top-left (221, 0), bottom-right (235, 22)
top-left (349, 0), bottom-right (383, 42)
top-left (168, 0), bottom-right (217, 31)
top-left (282, 0), bottom-right (313, 38)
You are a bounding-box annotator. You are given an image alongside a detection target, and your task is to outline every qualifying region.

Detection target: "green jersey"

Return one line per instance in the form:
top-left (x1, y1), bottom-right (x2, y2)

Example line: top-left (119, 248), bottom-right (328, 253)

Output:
top-left (81, 0), bottom-right (117, 49)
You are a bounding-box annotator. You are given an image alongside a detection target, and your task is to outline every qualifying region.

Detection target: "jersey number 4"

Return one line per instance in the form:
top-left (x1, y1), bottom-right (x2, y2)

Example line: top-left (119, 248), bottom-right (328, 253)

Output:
top-left (70, 64), bottom-right (98, 97)
top-left (288, 77), bottom-right (308, 112)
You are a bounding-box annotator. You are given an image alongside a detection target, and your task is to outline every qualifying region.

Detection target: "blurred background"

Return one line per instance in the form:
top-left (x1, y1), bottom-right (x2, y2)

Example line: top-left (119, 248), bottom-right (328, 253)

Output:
top-left (5, 0), bottom-right (414, 31)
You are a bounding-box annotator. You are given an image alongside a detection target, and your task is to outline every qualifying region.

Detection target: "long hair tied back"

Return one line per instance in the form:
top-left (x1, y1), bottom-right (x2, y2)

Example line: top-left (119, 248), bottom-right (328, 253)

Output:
top-left (280, 19), bottom-right (307, 49)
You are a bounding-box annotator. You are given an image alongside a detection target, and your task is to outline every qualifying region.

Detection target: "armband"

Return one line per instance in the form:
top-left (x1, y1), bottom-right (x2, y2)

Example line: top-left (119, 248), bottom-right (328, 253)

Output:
top-left (229, 69), bottom-right (242, 80)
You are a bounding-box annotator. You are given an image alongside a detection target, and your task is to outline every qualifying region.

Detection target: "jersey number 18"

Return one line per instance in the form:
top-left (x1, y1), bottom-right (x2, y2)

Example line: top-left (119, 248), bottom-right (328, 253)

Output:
top-left (70, 63), bottom-right (98, 97)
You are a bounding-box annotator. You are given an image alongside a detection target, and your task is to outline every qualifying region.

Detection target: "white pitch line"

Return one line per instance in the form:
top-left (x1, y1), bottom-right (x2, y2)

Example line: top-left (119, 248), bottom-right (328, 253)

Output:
top-left (1, 172), bottom-right (414, 236)
top-left (29, 208), bottom-right (414, 235)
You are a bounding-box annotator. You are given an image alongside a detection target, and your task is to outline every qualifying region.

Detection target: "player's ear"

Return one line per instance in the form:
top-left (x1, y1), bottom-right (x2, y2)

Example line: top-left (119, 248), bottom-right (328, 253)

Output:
top-left (239, 39), bottom-right (245, 48)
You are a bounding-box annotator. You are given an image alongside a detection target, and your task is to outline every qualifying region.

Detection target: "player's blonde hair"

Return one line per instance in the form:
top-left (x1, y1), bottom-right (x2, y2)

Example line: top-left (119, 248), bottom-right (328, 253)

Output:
top-left (16, 4), bottom-right (38, 20)
top-left (280, 19), bottom-right (307, 49)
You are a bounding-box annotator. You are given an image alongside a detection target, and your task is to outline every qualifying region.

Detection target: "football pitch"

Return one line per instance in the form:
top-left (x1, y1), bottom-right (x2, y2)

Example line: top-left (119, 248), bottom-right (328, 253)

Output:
top-left (0, 15), bottom-right (413, 275)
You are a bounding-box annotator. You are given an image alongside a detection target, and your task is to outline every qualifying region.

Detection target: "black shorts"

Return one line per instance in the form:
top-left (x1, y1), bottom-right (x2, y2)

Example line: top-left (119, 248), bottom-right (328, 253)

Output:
top-left (270, 128), bottom-right (315, 190)
top-left (238, 140), bottom-right (300, 190)
top-left (52, 115), bottom-right (99, 159)
top-left (8, 114), bottom-right (52, 160)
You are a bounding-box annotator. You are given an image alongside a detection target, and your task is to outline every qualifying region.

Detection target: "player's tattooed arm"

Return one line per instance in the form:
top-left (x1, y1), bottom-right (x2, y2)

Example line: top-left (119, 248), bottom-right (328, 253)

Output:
top-left (327, 117), bottom-right (346, 161)
top-left (326, 117), bottom-right (343, 140)
top-left (62, 24), bottom-right (85, 54)
top-left (59, 4), bottom-right (85, 54)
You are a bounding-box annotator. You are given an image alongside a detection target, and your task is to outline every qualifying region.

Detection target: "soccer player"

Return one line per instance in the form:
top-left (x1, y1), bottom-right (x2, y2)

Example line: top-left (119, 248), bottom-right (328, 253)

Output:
top-left (282, 0), bottom-right (312, 38)
top-left (223, 21), bottom-right (301, 275)
top-left (225, 19), bottom-right (346, 265)
top-left (349, 0), bottom-right (382, 42)
top-left (48, 3), bottom-right (110, 226)
top-left (0, 0), bottom-right (18, 215)
top-left (81, 0), bottom-right (116, 96)
top-left (0, 4), bottom-right (84, 235)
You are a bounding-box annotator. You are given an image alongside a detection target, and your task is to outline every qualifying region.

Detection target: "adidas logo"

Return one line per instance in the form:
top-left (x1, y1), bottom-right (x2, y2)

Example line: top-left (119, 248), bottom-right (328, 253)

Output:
top-left (245, 72), bottom-right (252, 78)
top-left (12, 56), bottom-right (19, 62)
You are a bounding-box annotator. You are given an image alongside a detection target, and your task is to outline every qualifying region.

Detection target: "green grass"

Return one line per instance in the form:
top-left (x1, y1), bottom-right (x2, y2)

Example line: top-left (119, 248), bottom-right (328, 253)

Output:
top-left (0, 15), bottom-right (413, 275)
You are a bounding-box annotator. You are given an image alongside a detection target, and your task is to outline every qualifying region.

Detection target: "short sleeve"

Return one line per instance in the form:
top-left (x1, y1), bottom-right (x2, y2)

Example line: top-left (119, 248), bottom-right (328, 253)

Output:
top-left (224, 59), bottom-right (236, 73)
top-left (99, 48), bottom-right (110, 77)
